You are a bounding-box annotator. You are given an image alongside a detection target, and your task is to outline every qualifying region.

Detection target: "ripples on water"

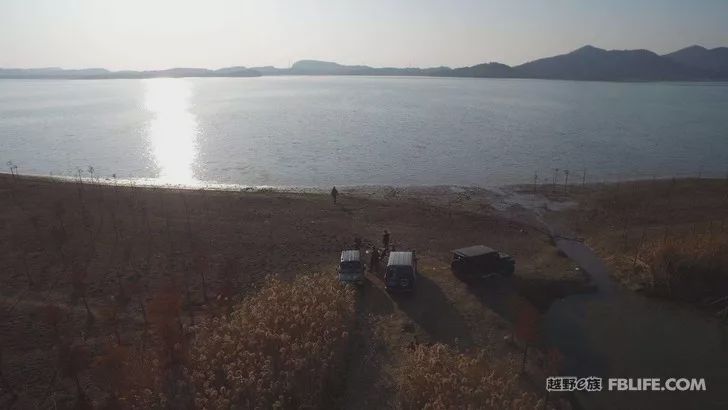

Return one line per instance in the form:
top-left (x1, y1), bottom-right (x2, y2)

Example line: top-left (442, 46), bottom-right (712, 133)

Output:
top-left (1, 77), bottom-right (727, 187)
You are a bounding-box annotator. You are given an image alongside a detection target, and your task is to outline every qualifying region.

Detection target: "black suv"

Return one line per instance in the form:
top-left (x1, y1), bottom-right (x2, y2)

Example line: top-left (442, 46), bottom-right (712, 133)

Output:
top-left (451, 245), bottom-right (515, 279)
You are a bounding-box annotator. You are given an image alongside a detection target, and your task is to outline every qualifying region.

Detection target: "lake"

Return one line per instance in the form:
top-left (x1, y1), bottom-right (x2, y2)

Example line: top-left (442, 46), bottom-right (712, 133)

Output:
top-left (1, 76), bottom-right (727, 187)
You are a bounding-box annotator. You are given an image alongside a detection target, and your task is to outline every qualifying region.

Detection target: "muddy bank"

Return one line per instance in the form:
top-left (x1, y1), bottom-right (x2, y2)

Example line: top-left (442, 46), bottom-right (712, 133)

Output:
top-left (487, 179), bottom-right (728, 409)
top-left (521, 178), bottom-right (728, 307)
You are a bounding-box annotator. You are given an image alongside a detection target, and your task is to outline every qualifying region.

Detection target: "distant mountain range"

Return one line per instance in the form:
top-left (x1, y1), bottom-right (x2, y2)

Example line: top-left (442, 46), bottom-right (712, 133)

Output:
top-left (3, 45), bottom-right (728, 81)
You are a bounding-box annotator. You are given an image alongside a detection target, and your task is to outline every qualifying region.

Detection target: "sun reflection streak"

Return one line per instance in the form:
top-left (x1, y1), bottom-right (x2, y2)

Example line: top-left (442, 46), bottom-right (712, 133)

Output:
top-left (144, 78), bottom-right (199, 185)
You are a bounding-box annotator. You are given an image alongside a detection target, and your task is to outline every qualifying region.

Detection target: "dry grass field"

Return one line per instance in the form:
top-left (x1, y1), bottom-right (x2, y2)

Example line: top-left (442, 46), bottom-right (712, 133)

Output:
top-left (539, 178), bottom-right (728, 304)
top-left (0, 174), bottom-right (576, 409)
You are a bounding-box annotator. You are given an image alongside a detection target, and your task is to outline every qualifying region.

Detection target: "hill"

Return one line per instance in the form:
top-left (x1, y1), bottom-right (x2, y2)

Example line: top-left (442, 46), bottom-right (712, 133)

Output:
top-left (287, 47), bottom-right (720, 81)
top-left (664, 45), bottom-right (728, 78)
top-left (287, 60), bottom-right (452, 76)
top-left (3, 45), bottom-right (728, 81)
top-left (437, 62), bottom-right (515, 78)
top-left (513, 45), bottom-right (706, 81)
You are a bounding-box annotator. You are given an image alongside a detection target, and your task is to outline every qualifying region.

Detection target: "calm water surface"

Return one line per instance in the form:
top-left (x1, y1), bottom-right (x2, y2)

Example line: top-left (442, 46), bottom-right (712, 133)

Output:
top-left (546, 238), bottom-right (728, 409)
top-left (1, 77), bottom-right (727, 187)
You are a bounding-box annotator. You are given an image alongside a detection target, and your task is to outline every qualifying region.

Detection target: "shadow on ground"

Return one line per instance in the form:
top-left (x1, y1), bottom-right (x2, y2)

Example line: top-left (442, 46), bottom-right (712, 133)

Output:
top-left (392, 273), bottom-right (473, 348)
top-left (359, 275), bottom-right (395, 317)
top-left (462, 276), bottom-right (523, 321)
top-left (338, 276), bottom-right (397, 410)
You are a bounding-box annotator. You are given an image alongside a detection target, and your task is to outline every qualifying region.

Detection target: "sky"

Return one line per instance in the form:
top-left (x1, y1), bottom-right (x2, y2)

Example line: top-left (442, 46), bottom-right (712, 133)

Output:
top-left (1, 0), bottom-right (727, 70)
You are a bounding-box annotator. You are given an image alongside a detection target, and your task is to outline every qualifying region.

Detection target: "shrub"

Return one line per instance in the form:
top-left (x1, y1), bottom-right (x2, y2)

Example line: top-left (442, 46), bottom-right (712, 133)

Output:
top-left (398, 344), bottom-right (545, 410)
top-left (643, 233), bottom-right (728, 301)
top-left (187, 273), bottom-right (355, 409)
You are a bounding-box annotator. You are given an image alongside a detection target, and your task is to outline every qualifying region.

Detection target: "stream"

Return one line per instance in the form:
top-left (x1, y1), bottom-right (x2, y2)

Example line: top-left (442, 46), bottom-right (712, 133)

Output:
top-left (483, 186), bottom-right (728, 409)
top-left (544, 231), bottom-right (728, 409)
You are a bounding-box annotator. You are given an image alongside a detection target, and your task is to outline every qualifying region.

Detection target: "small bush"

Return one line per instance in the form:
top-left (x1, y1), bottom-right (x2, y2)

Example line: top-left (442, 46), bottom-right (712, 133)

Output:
top-left (398, 343), bottom-right (545, 410)
top-left (187, 273), bottom-right (355, 409)
top-left (116, 273), bottom-right (355, 409)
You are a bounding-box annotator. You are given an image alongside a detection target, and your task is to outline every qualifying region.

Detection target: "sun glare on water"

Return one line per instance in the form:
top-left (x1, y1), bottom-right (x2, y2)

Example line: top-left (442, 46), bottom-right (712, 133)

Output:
top-left (144, 78), bottom-right (199, 185)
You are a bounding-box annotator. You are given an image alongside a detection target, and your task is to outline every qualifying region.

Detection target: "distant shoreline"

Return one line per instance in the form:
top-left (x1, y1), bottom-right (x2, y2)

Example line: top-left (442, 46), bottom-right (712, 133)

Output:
top-left (3, 171), bottom-right (726, 195)
top-left (2, 72), bottom-right (728, 83)
top-left (3, 44), bottom-right (728, 82)
top-left (3, 76), bottom-right (728, 86)
top-left (3, 76), bottom-right (728, 85)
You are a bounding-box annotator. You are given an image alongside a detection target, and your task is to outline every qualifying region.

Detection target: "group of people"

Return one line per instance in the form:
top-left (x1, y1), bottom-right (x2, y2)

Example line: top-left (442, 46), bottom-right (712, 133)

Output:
top-left (334, 187), bottom-right (393, 274)
top-left (363, 229), bottom-right (391, 274)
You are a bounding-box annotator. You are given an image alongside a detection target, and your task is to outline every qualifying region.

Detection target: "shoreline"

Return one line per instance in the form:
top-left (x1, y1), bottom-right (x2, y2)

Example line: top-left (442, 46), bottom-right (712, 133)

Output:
top-left (5, 170), bottom-right (727, 195)
top-left (5, 75), bottom-right (728, 84)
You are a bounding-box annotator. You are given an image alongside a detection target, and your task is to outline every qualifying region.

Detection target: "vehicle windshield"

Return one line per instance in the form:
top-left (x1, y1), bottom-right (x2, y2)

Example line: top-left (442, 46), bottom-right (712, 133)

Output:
top-left (340, 261), bottom-right (362, 274)
top-left (387, 265), bottom-right (413, 279)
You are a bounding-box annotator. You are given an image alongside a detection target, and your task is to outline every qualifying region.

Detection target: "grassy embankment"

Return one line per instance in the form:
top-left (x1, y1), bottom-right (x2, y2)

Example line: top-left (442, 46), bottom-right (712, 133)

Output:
top-left (542, 178), bottom-right (728, 306)
top-left (0, 174), bottom-right (573, 408)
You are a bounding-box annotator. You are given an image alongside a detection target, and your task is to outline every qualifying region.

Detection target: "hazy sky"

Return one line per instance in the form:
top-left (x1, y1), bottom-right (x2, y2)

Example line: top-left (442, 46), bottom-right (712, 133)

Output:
top-left (1, 0), bottom-right (727, 70)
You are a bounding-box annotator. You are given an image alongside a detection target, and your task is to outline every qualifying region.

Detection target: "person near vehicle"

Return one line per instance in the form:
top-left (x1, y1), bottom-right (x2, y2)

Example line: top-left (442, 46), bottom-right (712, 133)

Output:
top-left (369, 246), bottom-right (380, 273)
top-left (331, 186), bottom-right (338, 204)
top-left (382, 230), bottom-right (390, 250)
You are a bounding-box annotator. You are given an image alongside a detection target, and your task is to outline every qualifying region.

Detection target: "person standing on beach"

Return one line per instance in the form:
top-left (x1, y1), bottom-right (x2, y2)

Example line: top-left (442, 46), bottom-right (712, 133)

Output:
top-left (382, 230), bottom-right (390, 251)
top-left (331, 186), bottom-right (338, 204)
